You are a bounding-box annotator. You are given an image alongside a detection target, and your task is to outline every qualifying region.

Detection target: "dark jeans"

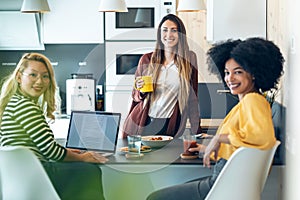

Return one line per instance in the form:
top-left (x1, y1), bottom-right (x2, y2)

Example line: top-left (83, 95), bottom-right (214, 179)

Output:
top-left (142, 116), bottom-right (170, 136)
top-left (42, 162), bottom-right (105, 200)
top-left (147, 159), bottom-right (227, 200)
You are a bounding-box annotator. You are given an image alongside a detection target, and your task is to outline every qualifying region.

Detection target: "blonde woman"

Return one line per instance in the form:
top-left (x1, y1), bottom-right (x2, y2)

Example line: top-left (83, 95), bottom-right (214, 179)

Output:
top-left (122, 14), bottom-right (201, 138)
top-left (0, 53), bottom-right (107, 200)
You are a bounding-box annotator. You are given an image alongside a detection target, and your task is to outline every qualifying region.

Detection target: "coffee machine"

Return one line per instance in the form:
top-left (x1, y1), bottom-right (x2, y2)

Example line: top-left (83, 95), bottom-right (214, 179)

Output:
top-left (66, 74), bottom-right (95, 115)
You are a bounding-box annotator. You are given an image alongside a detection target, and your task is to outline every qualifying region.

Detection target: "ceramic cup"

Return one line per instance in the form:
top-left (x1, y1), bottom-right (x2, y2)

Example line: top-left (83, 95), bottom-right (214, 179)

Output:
top-left (135, 76), bottom-right (153, 93)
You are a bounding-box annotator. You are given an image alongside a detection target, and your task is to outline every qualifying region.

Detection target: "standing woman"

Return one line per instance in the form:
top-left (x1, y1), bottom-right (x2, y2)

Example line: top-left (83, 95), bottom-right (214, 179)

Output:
top-left (122, 14), bottom-right (201, 138)
top-left (0, 53), bottom-right (107, 200)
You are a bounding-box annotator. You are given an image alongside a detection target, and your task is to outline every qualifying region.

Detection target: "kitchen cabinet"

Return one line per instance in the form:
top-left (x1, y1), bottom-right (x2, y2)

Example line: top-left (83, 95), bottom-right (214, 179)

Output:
top-left (206, 0), bottom-right (266, 43)
top-left (178, 0), bottom-right (266, 82)
top-left (43, 0), bottom-right (104, 44)
top-left (49, 118), bottom-right (70, 139)
top-left (105, 90), bottom-right (132, 134)
top-left (178, 11), bottom-right (217, 82)
top-left (0, 12), bottom-right (44, 50)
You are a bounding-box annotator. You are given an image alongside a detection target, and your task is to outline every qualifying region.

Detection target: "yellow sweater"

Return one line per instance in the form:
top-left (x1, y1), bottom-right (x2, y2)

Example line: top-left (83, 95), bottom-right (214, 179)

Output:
top-left (216, 93), bottom-right (276, 161)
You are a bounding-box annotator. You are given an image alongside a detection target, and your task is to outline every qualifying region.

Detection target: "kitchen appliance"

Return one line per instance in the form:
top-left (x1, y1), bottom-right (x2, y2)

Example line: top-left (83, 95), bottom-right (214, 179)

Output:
top-left (105, 41), bottom-right (156, 91)
top-left (66, 74), bottom-right (95, 115)
top-left (105, 41), bottom-right (156, 129)
top-left (105, 0), bottom-right (176, 40)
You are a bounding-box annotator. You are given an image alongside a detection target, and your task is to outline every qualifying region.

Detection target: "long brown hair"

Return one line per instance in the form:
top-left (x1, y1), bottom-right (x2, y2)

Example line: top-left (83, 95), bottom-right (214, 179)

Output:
top-left (148, 14), bottom-right (192, 112)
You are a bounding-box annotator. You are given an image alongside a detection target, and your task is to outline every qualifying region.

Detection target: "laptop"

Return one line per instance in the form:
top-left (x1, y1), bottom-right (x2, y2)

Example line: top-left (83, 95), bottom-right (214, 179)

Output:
top-left (65, 111), bottom-right (121, 157)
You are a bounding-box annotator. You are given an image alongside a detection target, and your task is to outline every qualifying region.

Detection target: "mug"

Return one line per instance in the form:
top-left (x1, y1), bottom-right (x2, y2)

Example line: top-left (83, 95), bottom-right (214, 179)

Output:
top-left (134, 76), bottom-right (153, 93)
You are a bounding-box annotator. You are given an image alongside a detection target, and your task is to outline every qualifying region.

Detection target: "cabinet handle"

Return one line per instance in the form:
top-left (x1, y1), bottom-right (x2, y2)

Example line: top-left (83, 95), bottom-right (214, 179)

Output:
top-left (217, 89), bottom-right (230, 94)
top-left (1, 62), bottom-right (16, 66)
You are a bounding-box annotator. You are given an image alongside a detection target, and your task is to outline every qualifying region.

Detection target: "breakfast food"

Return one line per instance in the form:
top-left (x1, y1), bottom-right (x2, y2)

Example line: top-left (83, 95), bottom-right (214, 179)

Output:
top-left (180, 153), bottom-right (198, 160)
top-left (120, 146), bottom-right (129, 152)
top-left (125, 153), bottom-right (144, 160)
top-left (119, 145), bottom-right (151, 153)
top-left (143, 136), bottom-right (172, 141)
top-left (141, 135), bottom-right (173, 148)
top-left (141, 145), bottom-right (151, 151)
top-left (150, 136), bottom-right (163, 141)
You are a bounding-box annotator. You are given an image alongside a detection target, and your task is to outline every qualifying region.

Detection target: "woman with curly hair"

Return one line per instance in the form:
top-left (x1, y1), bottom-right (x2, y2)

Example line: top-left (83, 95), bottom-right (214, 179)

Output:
top-left (122, 14), bottom-right (201, 138)
top-left (147, 37), bottom-right (284, 200)
top-left (0, 53), bottom-right (107, 199)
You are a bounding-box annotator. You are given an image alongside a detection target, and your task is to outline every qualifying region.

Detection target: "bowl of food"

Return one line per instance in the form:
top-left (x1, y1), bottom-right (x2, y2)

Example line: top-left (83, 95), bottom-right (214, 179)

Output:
top-left (141, 135), bottom-right (173, 148)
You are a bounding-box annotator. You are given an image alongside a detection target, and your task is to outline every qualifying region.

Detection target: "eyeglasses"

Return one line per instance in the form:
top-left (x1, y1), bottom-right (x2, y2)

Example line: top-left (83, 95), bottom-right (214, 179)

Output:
top-left (22, 72), bottom-right (50, 82)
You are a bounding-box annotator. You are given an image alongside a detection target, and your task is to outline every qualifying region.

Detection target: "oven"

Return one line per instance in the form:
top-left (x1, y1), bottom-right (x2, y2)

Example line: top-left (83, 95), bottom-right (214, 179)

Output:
top-left (105, 41), bottom-right (156, 90)
top-left (105, 0), bottom-right (176, 40)
top-left (105, 41), bottom-right (156, 131)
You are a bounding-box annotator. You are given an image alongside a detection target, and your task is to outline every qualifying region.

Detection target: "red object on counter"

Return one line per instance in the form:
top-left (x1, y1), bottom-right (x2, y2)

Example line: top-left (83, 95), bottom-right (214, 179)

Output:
top-left (183, 140), bottom-right (198, 155)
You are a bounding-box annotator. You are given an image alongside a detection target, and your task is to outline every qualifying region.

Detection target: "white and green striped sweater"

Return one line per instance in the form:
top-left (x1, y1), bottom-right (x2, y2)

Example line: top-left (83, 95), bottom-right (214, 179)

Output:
top-left (0, 92), bottom-right (66, 162)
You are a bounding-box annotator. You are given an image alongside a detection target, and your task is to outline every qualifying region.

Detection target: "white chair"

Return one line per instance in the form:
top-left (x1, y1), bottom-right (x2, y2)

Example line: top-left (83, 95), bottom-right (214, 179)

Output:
top-left (0, 146), bottom-right (61, 200)
top-left (205, 141), bottom-right (281, 200)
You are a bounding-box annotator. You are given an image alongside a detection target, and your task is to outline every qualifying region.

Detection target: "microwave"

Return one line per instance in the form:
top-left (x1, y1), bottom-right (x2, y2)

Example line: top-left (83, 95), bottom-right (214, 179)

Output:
top-left (105, 41), bottom-right (156, 90)
top-left (105, 0), bottom-right (176, 41)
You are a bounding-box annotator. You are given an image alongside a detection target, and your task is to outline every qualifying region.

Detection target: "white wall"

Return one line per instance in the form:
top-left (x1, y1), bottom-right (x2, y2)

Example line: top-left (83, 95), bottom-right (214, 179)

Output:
top-left (284, 0), bottom-right (300, 199)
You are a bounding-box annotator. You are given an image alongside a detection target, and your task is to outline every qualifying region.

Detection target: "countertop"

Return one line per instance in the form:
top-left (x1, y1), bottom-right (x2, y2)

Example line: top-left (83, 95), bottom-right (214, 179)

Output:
top-left (108, 138), bottom-right (212, 165)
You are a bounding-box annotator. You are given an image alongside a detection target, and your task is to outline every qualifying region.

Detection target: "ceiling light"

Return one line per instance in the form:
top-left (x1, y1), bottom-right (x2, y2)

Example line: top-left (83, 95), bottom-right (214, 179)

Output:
top-left (98, 0), bottom-right (128, 12)
top-left (21, 0), bottom-right (50, 13)
top-left (177, 0), bottom-right (206, 12)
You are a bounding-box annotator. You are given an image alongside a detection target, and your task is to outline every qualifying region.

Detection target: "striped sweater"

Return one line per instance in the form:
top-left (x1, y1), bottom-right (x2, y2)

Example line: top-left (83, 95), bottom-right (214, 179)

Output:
top-left (0, 93), bottom-right (66, 162)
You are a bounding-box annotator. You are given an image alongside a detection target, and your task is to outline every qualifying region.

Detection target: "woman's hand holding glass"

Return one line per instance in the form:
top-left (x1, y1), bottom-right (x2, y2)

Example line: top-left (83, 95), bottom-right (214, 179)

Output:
top-left (135, 76), bottom-right (145, 90)
top-left (188, 143), bottom-right (206, 154)
top-left (184, 134), bottom-right (224, 168)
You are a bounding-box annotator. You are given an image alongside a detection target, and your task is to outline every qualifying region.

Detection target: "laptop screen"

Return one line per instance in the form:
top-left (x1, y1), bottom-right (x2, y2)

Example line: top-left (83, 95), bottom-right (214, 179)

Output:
top-left (65, 111), bottom-right (121, 153)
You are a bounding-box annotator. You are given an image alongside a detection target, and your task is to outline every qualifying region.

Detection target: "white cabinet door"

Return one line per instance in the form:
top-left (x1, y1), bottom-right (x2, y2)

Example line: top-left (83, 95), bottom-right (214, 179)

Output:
top-left (49, 118), bottom-right (70, 139)
top-left (0, 12), bottom-right (44, 50)
top-left (206, 0), bottom-right (266, 43)
top-left (43, 0), bottom-right (104, 44)
top-left (105, 91), bottom-right (132, 136)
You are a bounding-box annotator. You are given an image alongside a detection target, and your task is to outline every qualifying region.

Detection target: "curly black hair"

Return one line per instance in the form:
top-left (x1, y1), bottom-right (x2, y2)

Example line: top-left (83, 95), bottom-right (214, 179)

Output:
top-left (207, 37), bottom-right (284, 92)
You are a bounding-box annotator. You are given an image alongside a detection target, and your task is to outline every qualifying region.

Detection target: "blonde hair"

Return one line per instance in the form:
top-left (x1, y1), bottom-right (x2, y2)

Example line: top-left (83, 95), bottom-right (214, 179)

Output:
top-left (0, 53), bottom-right (57, 125)
top-left (148, 14), bottom-right (192, 113)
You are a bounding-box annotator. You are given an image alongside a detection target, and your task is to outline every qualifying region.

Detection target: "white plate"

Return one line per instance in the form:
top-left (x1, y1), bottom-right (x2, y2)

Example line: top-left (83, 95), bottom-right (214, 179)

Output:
top-left (141, 135), bottom-right (173, 148)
